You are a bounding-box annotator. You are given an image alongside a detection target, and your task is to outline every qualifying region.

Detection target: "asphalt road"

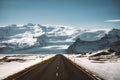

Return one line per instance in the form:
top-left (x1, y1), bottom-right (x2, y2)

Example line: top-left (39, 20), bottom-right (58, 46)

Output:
top-left (4, 55), bottom-right (99, 80)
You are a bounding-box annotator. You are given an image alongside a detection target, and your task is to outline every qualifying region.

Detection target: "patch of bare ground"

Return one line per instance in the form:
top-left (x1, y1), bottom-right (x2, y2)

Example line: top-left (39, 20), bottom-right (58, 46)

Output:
top-left (0, 56), bottom-right (26, 63)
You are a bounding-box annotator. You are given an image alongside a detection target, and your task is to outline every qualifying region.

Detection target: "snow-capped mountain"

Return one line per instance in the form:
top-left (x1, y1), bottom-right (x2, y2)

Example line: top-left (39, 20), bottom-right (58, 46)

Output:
top-left (0, 23), bottom-right (109, 54)
top-left (66, 29), bottom-right (109, 41)
top-left (67, 29), bottom-right (120, 54)
top-left (0, 23), bottom-right (77, 53)
top-left (77, 30), bottom-right (106, 41)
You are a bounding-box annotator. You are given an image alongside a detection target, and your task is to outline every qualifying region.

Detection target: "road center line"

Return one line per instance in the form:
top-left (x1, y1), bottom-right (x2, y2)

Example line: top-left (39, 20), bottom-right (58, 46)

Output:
top-left (57, 66), bottom-right (59, 69)
top-left (56, 73), bottom-right (59, 77)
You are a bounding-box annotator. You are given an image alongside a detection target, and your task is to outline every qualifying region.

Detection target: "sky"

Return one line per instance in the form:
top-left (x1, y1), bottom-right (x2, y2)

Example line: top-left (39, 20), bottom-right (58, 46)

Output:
top-left (0, 0), bottom-right (120, 29)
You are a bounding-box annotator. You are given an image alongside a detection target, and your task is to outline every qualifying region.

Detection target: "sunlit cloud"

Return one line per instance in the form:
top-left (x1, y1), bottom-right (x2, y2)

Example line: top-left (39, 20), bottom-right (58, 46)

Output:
top-left (105, 19), bottom-right (120, 22)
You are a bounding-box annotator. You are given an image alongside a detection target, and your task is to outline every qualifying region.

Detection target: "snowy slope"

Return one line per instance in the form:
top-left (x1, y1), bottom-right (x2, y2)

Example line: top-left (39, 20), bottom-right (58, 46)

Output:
top-left (78, 30), bottom-right (106, 41)
top-left (67, 29), bottom-right (120, 53)
top-left (0, 23), bottom-right (109, 54)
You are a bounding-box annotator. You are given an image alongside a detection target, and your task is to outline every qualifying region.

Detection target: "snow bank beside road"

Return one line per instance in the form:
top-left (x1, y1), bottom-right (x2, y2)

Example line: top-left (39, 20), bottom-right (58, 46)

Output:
top-left (64, 54), bottom-right (120, 80)
top-left (0, 54), bottom-right (55, 80)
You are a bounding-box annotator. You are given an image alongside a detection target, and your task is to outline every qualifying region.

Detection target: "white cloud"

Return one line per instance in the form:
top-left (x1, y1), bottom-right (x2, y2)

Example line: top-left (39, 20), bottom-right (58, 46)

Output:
top-left (105, 19), bottom-right (120, 22)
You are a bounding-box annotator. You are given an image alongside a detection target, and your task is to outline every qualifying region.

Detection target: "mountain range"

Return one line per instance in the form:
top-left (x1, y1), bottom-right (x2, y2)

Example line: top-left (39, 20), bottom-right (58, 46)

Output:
top-left (67, 29), bottom-right (120, 54)
top-left (0, 23), bottom-right (118, 54)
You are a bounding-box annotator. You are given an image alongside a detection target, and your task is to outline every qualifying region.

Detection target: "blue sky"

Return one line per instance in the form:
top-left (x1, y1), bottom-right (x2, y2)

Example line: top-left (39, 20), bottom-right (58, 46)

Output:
top-left (0, 0), bottom-right (120, 29)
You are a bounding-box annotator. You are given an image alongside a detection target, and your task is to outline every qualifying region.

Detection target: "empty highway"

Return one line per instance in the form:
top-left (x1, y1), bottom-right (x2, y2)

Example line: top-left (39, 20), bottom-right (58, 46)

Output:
top-left (4, 55), bottom-right (100, 80)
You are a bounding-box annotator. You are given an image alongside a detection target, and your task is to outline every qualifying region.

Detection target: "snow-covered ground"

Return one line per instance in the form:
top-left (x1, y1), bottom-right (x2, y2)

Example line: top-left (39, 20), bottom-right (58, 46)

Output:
top-left (0, 54), bottom-right (55, 80)
top-left (64, 54), bottom-right (120, 80)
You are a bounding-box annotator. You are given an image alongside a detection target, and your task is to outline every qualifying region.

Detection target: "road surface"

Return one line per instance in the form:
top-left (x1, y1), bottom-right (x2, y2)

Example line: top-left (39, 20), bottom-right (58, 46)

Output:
top-left (4, 54), bottom-right (100, 80)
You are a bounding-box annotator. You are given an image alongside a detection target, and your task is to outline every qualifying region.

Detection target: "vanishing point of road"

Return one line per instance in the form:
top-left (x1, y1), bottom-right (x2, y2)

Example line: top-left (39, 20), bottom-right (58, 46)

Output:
top-left (4, 54), bottom-right (101, 80)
